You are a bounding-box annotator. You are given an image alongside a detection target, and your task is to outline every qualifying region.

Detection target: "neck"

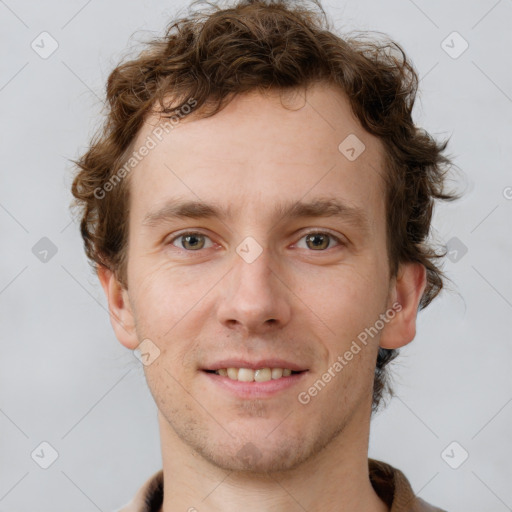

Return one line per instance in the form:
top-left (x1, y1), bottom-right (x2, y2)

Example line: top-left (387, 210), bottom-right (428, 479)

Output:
top-left (158, 410), bottom-right (388, 512)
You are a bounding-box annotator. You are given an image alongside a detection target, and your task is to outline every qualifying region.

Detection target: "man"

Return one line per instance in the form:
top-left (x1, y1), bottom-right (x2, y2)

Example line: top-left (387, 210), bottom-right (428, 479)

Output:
top-left (71, 0), bottom-right (456, 510)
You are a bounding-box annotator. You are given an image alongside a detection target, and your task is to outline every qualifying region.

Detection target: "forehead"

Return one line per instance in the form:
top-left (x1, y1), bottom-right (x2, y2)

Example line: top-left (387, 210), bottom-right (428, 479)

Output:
top-left (127, 82), bottom-right (387, 227)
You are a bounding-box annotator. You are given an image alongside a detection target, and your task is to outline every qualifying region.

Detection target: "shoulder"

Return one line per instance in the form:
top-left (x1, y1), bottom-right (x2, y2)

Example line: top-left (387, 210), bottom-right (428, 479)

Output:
top-left (369, 459), bottom-right (448, 512)
top-left (114, 469), bottom-right (164, 512)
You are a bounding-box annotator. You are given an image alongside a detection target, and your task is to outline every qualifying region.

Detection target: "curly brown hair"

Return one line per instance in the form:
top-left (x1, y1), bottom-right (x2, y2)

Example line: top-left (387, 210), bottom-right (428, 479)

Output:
top-left (70, 0), bottom-right (458, 411)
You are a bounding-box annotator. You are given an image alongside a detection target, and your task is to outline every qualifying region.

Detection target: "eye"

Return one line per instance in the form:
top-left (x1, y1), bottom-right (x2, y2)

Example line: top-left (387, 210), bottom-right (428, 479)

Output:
top-left (167, 230), bottom-right (344, 253)
top-left (170, 232), bottom-right (214, 251)
top-left (295, 231), bottom-right (343, 251)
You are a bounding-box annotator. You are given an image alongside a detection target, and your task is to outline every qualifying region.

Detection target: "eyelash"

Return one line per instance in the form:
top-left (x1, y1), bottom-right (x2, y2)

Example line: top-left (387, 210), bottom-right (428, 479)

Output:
top-left (167, 230), bottom-right (345, 252)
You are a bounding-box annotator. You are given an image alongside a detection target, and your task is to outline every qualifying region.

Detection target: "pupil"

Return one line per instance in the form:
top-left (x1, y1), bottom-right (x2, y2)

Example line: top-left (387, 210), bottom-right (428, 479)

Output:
top-left (308, 234), bottom-right (327, 249)
top-left (184, 234), bottom-right (203, 249)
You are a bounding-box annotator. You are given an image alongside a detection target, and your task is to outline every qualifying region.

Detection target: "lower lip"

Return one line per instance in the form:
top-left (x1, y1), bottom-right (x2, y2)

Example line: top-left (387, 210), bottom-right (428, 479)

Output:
top-left (201, 370), bottom-right (309, 398)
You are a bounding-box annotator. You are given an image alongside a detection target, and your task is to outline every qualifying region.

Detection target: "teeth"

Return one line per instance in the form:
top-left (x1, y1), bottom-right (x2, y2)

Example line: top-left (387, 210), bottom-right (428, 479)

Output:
top-left (227, 368), bottom-right (238, 379)
top-left (238, 368), bottom-right (254, 382)
top-left (255, 368), bottom-right (271, 382)
top-left (214, 367), bottom-right (298, 382)
top-left (271, 368), bottom-right (283, 379)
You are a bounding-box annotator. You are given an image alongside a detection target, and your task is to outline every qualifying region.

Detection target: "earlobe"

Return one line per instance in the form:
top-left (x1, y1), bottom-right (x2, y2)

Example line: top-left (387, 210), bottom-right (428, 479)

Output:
top-left (379, 262), bottom-right (427, 350)
top-left (97, 265), bottom-right (140, 350)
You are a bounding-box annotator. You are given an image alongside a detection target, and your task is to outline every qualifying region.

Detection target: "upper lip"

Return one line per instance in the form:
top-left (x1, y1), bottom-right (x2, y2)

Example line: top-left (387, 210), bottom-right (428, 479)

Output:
top-left (202, 359), bottom-right (309, 372)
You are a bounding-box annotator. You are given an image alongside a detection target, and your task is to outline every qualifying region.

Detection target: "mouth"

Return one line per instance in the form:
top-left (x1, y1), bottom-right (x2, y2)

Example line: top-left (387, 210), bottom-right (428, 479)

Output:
top-left (203, 367), bottom-right (306, 382)
top-left (200, 360), bottom-right (309, 398)
top-left (201, 359), bottom-right (309, 381)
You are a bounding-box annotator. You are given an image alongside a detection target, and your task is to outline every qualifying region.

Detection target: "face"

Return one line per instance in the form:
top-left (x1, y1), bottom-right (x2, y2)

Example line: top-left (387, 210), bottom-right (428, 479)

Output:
top-left (103, 82), bottom-right (418, 474)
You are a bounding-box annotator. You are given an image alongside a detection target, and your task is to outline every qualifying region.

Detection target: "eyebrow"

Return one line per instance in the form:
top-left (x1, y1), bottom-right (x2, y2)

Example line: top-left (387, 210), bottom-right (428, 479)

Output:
top-left (142, 197), bottom-right (370, 232)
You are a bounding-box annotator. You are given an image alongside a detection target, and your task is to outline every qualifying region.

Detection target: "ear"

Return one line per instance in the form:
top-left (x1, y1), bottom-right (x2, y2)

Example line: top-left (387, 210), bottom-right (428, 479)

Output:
top-left (97, 265), bottom-right (140, 350)
top-left (379, 262), bottom-right (427, 349)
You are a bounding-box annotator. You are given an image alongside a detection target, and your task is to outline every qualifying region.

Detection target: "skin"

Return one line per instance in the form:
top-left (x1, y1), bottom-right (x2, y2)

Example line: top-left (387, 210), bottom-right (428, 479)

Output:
top-left (99, 81), bottom-right (426, 512)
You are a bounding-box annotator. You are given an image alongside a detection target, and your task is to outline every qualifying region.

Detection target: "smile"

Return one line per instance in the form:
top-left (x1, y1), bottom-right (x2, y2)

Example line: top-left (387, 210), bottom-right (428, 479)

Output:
top-left (202, 368), bottom-right (309, 398)
top-left (207, 367), bottom-right (303, 382)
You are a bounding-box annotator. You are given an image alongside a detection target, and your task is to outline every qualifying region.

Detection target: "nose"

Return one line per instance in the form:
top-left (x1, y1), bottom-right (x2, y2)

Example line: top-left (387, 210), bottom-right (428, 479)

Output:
top-left (216, 247), bottom-right (292, 334)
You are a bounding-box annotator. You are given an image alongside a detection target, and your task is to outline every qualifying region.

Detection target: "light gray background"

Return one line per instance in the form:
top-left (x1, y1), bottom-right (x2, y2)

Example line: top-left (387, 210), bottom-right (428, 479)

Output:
top-left (1, 0), bottom-right (511, 511)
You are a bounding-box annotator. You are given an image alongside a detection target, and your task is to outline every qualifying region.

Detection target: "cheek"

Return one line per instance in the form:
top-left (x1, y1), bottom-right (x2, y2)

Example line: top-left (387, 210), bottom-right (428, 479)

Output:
top-left (130, 259), bottom-right (214, 322)
top-left (298, 265), bottom-right (389, 385)
top-left (305, 264), bottom-right (387, 327)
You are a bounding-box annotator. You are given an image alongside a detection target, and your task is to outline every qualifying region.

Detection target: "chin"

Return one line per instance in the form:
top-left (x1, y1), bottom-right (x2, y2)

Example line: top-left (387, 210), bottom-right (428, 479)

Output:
top-left (206, 445), bottom-right (307, 474)
top-left (194, 429), bottom-right (334, 475)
